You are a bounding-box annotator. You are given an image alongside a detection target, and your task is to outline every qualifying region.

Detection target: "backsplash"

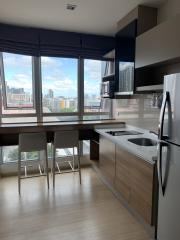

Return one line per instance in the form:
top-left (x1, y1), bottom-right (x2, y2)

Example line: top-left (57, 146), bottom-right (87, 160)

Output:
top-left (113, 93), bottom-right (162, 133)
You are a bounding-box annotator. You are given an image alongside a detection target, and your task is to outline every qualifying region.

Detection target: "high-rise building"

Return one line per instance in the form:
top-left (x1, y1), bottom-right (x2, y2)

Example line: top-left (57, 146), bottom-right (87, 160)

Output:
top-left (48, 89), bottom-right (54, 98)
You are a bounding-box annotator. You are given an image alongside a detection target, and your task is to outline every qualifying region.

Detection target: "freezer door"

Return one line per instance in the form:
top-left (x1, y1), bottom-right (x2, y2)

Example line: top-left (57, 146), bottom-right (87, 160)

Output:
top-left (157, 143), bottom-right (180, 240)
top-left (163, 74), bottom-right (180, 145)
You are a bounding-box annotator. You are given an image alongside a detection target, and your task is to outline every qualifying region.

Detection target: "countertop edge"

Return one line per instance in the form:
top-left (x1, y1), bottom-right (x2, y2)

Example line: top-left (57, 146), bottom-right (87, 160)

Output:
top-left (95, 127), bottom-right (157, 165)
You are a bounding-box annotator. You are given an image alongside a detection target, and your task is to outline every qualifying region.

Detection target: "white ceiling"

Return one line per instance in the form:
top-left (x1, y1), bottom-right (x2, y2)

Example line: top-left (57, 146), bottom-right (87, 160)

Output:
top-left (0, 0), bottom-right (166, 36)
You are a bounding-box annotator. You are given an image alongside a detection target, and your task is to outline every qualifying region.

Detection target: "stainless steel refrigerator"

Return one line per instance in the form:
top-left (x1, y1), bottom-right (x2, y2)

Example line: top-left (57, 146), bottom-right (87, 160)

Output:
top-left (157, 73), bottom-right (180, 240)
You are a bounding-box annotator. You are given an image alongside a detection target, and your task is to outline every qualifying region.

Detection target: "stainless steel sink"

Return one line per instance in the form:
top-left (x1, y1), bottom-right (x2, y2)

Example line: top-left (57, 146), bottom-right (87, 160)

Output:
top-left (128, 138), bottom-right (157, 146)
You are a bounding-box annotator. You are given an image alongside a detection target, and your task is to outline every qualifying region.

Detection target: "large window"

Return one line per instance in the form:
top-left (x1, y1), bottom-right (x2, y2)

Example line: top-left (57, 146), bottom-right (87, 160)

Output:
top-left (41, 57), bottom-right (78, 113)
top-left (1, 52), bottom-right (34, 110)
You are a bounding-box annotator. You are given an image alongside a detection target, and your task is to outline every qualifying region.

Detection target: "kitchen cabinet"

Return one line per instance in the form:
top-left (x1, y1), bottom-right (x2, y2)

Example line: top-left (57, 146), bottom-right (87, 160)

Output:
top-left (115, 147), bottom-right (131, 202)
top-left (98, 135), bottom-right (156, 225)
top-left (116, 145), bottom-right (154, 225)
top-left (135, 13), bottom-right (180, 69)
top-left (99, 135), bottom-right (116, 186)
top-left (114, 5), bottom-right (158, 95)
top-left (115, 21), bottom-right (136, 95)
top-left (117, 5), bottom-right (157, 37)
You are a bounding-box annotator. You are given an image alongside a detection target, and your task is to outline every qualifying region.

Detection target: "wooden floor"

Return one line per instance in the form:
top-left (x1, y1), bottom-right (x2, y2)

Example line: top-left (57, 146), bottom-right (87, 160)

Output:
top-left (0, 168), bottom-right (152, 240)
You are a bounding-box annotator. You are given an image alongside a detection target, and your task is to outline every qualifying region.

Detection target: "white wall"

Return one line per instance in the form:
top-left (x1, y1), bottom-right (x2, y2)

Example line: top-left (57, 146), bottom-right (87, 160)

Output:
top-left (158, 0), bottom-right (180, 23)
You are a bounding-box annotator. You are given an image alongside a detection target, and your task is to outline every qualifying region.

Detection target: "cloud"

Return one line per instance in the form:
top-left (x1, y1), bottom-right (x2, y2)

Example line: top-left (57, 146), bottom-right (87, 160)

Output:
top-left (42, 75), bottom-right (77, 94)
top-left (3, 53), bottom-right (31, 67)
top-left (84, 80), bottom-right (100, 94)
top-left (7, 73), bottom-right (32, 91)
top-left (84, 59), bottom-right (101, 80)
top-left (41, 56), bottom-right (63, 67)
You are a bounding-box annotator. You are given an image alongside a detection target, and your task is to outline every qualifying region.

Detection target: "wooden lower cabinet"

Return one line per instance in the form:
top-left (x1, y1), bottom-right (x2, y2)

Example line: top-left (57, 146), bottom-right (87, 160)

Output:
top-left (99, 136), bottom-right (115, 186)
top-left (98, 135), bottom-right (156, 226)
top-left (115, 146), bottom-right (155, 225)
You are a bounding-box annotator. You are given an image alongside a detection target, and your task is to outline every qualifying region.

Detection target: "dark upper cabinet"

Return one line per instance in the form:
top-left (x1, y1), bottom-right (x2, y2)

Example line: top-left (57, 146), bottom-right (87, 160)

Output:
top-left (115, 5), bottom-right (160, 94)
top-left (115, 21), bottom-right (136, 95)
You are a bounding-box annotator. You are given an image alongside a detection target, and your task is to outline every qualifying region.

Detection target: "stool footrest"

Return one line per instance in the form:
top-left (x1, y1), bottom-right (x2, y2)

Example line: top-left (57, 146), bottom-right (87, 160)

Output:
top-left (54, 169), bottom-right (79, 175)
top-left (20, 174), bottom-right (47, 179)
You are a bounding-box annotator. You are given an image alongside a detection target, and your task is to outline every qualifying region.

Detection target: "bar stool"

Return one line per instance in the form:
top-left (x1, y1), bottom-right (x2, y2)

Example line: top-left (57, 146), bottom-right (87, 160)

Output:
top-left (18, 132), bottom-right (49, 195)
top-left (52, 130), bottom-right (81, 188)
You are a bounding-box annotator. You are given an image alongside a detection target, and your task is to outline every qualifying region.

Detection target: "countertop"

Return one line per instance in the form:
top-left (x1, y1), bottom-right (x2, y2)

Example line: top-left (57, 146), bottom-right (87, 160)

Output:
top-left (0, 120), bottom-right (125, 134)
top-left (95, 125), bottom-right (158, 164)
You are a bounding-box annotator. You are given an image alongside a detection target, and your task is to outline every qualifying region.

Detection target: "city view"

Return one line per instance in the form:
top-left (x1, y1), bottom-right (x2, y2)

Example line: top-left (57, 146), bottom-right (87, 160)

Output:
top-left (5, 85), bottom-right (102, 113)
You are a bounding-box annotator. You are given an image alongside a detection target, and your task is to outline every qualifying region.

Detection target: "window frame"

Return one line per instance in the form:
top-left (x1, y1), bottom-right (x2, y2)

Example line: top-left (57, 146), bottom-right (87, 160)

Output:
top-left (0, 52), bottom-right (36, 111)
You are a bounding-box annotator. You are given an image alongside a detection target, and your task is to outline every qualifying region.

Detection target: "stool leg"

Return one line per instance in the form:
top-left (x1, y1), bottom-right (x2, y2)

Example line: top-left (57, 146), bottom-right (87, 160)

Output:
top-left (51, 143), bottom-right (53, 176)
top-left (77, 144), bottom-right (81, 185)
top-left (45, 149), bottom-right (49, 189)
top-left (53, 146), bottom-right (56, 189)
top-left (72, 147), bottom-right (75, 171)
top-left (18, 149), bottom-right (21, 195)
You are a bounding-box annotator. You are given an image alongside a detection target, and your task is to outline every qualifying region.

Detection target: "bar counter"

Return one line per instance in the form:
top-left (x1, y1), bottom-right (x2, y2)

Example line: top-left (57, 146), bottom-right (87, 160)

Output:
top-left (0, 120), bottom-right (125, 146)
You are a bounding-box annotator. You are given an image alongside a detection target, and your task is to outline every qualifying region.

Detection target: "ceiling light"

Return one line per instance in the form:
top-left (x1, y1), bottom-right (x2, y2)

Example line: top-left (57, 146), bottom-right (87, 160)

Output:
top-left (66, 4), bottom-right (77, 10)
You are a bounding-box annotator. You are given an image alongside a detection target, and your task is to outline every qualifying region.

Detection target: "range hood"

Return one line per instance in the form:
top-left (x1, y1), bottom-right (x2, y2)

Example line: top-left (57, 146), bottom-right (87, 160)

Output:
top-left (136, 84), bottom-right (163, 92)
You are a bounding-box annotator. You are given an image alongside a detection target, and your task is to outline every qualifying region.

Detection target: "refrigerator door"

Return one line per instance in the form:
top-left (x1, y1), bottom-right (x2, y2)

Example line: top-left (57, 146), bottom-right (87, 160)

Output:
top-left (162, 74), bottom-right (180, 145)
top-left (157, 143), bottom-right (180, 240)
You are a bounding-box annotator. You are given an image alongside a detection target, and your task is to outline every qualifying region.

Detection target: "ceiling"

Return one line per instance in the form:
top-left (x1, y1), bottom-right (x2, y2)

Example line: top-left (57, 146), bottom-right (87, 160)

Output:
top-left (0, 0), bottom-right (166, 36)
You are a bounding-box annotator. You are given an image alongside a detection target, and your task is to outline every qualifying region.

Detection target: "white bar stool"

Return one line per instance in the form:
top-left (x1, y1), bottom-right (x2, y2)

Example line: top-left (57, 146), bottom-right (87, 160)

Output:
top-left (18, 132), bottom-right (49, 195)
top-left (52, 130), bottom-right (81, 188)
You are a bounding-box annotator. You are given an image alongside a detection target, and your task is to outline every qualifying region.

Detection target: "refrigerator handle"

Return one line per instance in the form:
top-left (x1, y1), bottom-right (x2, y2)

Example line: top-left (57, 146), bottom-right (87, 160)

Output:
top-left (157, 142), bottom-right (164, 196)
top-left (158, 91), bottom-right (169, 141)
top-left (157, 141), bottom-right (169, 196)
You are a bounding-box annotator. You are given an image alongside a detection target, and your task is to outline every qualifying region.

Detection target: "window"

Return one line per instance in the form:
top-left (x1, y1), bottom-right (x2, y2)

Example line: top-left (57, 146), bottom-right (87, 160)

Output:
top-left (41, 57), bottom-right (78, 113)
top-left (1, 52), bottom-right (34, 110)
top-left (84, 59), bottom-right (104, 113)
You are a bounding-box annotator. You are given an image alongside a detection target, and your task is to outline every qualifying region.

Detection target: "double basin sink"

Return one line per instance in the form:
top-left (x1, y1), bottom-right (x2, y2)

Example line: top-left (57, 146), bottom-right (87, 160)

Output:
top-left (106, 130), bottom-right (157, 146)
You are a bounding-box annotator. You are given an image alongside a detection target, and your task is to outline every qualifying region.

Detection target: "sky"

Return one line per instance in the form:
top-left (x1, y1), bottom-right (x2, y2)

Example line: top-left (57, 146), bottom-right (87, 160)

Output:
top-left (3, 52), bottom-right (102, 98)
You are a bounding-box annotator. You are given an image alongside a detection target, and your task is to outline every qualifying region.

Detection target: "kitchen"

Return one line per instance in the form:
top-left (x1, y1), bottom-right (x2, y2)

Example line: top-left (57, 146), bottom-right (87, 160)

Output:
top-left (0, 0), bottom-right (179, 239)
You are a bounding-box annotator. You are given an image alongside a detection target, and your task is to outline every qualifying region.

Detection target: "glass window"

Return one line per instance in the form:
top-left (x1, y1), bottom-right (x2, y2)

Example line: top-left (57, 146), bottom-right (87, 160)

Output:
top-left (84, 59), bottom-right (107, 113)
top-left (2, 144), bottom-right (52, 164)
top-left (2, 52), bottom-right (34, 109)
top-left (41, 57), bottom-right (78, 113)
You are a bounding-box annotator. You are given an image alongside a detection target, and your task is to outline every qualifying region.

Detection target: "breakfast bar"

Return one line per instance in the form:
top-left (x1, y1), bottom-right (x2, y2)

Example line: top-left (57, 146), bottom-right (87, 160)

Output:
top-left (0, 120), bottom-right (125, 162)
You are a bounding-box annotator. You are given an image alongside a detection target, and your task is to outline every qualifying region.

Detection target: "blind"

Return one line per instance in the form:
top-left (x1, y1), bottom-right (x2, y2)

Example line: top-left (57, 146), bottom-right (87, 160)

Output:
top-left (81, 34), bottom-right (115, 59)
top-left (0, 23), bottom-right (39, 56)
top-left (0, 23), bottom-right (115, 59)
top-left (39, 29), bottom-right (82, 58)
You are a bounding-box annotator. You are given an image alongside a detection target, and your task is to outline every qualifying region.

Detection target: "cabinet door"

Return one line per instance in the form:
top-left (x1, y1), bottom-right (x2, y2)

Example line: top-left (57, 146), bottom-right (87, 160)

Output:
top-left (130, 155), bottom-right (154, 224)
top-left (135, 13), bottom-right (180, 68)
top-left (115, 145), bottom-right (154, 225)
top-left (115, 146), bottom-right (131, 202)
top-left (99, 136), bottom-right (115, 185)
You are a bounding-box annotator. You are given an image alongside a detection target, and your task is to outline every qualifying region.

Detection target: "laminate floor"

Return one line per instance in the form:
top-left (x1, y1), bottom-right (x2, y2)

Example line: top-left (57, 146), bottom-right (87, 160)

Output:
top-left (0, 168), bottom-right (153, 240)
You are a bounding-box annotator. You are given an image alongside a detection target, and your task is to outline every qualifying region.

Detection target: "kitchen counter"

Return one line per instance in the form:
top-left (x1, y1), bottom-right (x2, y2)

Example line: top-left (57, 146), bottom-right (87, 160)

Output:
top-left (95, 125), bottom-right (158, 164)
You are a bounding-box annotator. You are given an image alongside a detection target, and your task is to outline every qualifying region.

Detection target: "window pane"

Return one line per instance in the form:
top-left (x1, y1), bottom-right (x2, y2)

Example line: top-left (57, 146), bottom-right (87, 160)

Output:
top-left (43, 115), bottom-right (79, 122)
top-left (41, 57), bottom-right (78, 113)
top-left (2, 117), bottom-right (37, 124)
top-left (84, 59), bottom-right (104, 112)
top-left (2, 52), bottom-right (34, 109)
